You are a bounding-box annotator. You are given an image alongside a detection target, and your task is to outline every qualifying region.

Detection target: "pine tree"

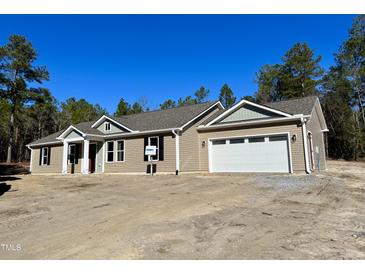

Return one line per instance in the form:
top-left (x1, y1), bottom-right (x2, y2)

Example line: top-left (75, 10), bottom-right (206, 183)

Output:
top-left (0, 35), bottom-right (49, 162)
top-left (160, 99), bottom-right (176, 110)
top-left (194, 86), bottom-right (210, 103)
top-left (336, 15), bottom-right (365, 125)
top-left (219, 84), bottom-right (236, 108)
top-left (114, 98), bottom-right (131, 117)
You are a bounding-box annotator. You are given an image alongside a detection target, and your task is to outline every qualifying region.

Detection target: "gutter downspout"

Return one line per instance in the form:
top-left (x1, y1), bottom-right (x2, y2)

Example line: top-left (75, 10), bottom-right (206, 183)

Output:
top-left (172, 129), bottom-right (180, 175)
top-left (26, 145), bottom-right (32, 173)
top-left (301, 117), bottom-right (311, 174)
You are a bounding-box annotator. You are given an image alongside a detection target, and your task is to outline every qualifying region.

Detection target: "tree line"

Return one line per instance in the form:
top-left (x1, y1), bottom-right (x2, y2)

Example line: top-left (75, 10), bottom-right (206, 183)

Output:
top-left (1, 15), bottom-right (364, 162)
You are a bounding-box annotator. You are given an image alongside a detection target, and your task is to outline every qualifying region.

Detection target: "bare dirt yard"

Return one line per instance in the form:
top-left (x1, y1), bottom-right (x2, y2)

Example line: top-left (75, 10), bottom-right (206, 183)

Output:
top-left (0, 160), bottom-right (364, 259)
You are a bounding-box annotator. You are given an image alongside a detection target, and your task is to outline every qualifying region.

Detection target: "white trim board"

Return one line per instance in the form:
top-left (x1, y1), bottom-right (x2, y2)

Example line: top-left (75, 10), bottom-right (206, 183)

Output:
top-left (206, 99), bottom-right (292, 126)
top-left (199, 115), bottom-right (308, 131)
top-left (91, 115), bottom-right (135, 132)
top-left (310, 98), bottom-right (328, 132)
top-left (180, 101), bottom-right (224, 130)
top-left (57, 125), bottom-right (86, 140)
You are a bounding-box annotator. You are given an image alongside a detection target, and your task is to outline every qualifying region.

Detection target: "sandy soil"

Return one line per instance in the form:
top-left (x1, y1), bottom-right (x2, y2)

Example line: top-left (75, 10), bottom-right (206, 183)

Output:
top-left (0, 160), bottom-right (364, 259)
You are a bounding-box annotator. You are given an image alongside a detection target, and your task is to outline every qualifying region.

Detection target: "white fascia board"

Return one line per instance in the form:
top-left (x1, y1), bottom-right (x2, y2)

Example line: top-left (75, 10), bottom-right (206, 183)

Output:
top-left (57, 125), bottom-right (86, 140)
top-left (206, 99), bottom-right (292, 126)
top-left (27, 141), bottom-right (63, 147)
top-left (198, 116), bottom-right (307, 131)
top-left (242, 100), bottom-right (293, 117)
top-left (86, 127), bottom-right (180, 139)
top-left (180, 101), bottom-right (224, 130)
top-left (91, 115), bottom-right (135, 132)
top-left (314, 97), bottom-right (329, 131)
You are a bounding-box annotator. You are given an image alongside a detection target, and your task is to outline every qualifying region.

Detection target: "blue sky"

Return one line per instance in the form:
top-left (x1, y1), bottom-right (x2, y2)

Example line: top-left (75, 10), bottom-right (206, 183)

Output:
top-left (0, 15), bottom-right (356, 112)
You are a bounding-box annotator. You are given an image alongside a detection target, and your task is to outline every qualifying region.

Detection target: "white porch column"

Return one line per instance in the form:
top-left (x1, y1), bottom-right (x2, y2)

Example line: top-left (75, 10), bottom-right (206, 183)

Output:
top-left (82, 139), bottom-right (90, 174)
top-left (62, 141), bottom-right (68, 174)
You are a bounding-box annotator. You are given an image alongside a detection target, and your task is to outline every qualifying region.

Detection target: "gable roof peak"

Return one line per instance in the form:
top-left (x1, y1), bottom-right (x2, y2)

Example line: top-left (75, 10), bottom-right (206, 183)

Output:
top-left (264, 96), bottom-right (318, 116)
top-left (112, 100), bottom-right (220, 119)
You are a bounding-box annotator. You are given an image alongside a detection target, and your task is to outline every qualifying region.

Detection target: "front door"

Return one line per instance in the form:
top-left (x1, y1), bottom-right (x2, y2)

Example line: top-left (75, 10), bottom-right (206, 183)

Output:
top-left (89, 144), bottom-right (97, 173)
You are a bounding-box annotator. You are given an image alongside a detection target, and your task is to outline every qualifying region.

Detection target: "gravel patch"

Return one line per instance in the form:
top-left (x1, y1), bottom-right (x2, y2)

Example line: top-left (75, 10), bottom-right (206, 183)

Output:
top-left (255, 174), bottom-right (322, 190)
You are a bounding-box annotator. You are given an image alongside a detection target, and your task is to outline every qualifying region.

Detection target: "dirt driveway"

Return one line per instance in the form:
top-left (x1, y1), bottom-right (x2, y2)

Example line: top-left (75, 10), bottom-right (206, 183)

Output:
top-left (0, 160), bottom-right (364, 259)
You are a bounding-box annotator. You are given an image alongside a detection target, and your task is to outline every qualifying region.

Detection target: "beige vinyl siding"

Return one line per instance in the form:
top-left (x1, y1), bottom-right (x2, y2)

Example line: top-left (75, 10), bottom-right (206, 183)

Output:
top-left (31, 145), bottom-right (63, 174)
top-left (307, 101), bottom-right (326, 170)
top-left (198, 121), bottom-right (306, 172)
top-left (31, 144), bottom-right (83, 174)
top-left (104, 134), bottom-right (176, 174)
top-left (179, 106), bottom-right (222, 172)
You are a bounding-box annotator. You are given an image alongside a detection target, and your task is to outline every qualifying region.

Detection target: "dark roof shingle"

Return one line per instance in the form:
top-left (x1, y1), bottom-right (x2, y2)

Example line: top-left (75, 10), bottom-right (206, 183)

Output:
top-left (264, 96), bottom-right (318, 115)
top-left (28, 101), bottom-right (219, 146)
top-left (114, 101), bottom-right (218, 131)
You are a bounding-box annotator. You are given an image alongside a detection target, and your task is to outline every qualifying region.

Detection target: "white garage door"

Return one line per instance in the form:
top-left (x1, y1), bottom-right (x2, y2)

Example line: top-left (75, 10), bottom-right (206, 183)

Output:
top-left (210, 135), bottom-right (290, 173)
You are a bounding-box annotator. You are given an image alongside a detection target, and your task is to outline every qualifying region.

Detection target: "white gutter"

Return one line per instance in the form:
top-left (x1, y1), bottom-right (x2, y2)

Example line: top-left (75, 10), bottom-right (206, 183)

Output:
top-left (301, 117), bottom-right (311, 174)
top-left (198, 115), bottom-right (309, 131)
top-left (27, 140), bottom-right (63, 148)
top-left (172, 129), bottom-right (180, 175)
top-left (27, 128), bottom-right (181, 148)
top-left (87, 127), bottom-right (181, 139)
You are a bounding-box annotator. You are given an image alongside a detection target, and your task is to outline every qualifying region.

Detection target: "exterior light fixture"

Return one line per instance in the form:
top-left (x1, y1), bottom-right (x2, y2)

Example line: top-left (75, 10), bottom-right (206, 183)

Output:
top-left (202, 140), bottom-right (206, 148)
top-left (291, 134), bottom-right (297, 143)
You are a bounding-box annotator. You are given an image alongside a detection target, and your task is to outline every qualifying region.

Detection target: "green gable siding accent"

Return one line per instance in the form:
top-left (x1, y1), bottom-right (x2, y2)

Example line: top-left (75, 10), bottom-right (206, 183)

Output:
top-left (97, 120), bottom-right (127, 134)
top-left (64, 130), bottom-right (83, 139)
top-left (220, 104), bottom-right (281, 123)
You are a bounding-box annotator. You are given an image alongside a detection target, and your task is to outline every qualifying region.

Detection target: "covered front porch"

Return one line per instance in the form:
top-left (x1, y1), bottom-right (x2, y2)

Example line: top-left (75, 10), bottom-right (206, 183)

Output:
top-left (58, 127), bottom-right (104, 174)
top-left (61, 139), bottom-right (104, 175)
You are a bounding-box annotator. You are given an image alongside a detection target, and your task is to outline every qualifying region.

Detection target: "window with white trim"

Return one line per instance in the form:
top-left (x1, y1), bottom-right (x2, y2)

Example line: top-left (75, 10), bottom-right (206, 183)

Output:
top-left (116, 140), bottom-right (125, 162)
top-left (106, 141), bottom-right (114, 162)
top-left (41, 147), bottom-right (49, 165)
top-left (105, 122), bottom-right (111, 131)
top-left (148, 136), bottom-right (159, 161)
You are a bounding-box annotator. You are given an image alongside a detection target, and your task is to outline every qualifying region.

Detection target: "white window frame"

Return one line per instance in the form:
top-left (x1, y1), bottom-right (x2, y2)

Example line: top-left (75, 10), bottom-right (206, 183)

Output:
top-left (68, 144), bottom-right (76, 164)
top-left (104, 122), bottom-right (111, 131)
top-left (41, 147), bottom-right (49, 166)
top-left (106, 141), bottom-right (115, 163)
top-left (116, 140), bottom-right (125, 162)
top-left (148, 136), bottom-right (159, 161)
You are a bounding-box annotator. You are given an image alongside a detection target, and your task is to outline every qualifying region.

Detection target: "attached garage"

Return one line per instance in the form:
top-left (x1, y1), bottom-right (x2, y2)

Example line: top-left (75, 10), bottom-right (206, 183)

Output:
top-left (209, 134), bottom-right (292, 173)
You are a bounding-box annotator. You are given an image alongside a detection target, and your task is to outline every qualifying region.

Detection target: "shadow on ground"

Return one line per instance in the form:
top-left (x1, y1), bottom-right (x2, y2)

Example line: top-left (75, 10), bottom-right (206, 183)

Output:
top-left (0, 163), bottom-right (30, 176)
top-left (0, 176), bottom-right (21, 196)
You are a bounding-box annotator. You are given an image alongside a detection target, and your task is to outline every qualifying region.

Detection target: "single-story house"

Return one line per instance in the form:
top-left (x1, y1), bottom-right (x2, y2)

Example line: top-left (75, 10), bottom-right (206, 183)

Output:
top-left (27, 96), bottom-right (328, 175)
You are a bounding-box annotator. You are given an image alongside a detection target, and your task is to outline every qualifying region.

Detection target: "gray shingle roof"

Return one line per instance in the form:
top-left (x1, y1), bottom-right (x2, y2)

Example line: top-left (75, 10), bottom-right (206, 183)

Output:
top-left (28, 130), bottom-right (64, 146)
top-left (28, 101), bottom-right (219, 146)
top-left (264, 96), bottom-right (318, 115)
top-left (200, 109), bottom-right (226, 125)
top-left (114, 101), bottom-right (218, 131)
